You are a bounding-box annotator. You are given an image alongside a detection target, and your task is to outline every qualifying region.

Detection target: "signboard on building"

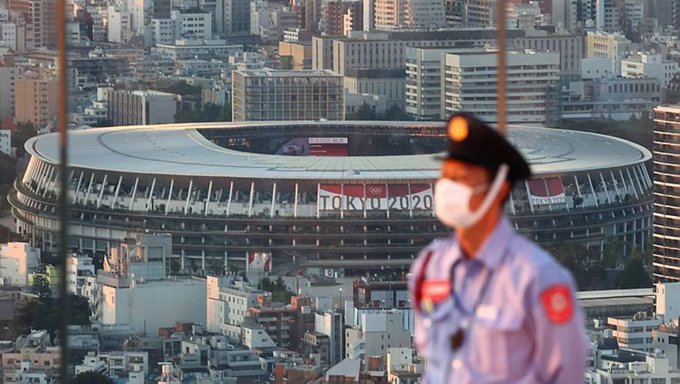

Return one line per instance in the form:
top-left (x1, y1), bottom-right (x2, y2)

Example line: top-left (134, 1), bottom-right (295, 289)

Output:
top-left (318, 184), bottom-right (432, 211)
top-left (246, 252), bottom-right (272, 272)
top-left (528, 178), bottom-right (566, 205)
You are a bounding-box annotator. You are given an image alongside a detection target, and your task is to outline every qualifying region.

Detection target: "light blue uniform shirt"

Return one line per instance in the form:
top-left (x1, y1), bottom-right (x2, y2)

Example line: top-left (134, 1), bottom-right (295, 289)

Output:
top-left (409, 216), bottom-right (588, 383)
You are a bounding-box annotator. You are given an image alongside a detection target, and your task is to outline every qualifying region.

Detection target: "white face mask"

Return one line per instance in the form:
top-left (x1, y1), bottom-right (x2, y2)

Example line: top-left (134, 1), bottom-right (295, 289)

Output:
top-left (434, 164), bottom-right (510, 229)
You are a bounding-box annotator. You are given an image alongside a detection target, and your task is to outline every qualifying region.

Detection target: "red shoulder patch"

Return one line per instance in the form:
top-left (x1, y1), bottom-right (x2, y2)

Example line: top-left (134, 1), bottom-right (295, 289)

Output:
top-left (539, 284), bottom-right (573, 325)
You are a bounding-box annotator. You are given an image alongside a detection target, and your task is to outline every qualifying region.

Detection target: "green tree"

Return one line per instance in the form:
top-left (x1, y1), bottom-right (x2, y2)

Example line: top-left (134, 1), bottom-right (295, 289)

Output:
top-left (550, 243), bottom-right (603, 290)
top-left (348, 102), bottom-right (376, 120)
top-left (12, 122), bottom-right (37, 157)
top-left (616, 257), bottom-right (653, 289)
top-left (380, 105), bottom-right (412, 121)
top-left (73, 371), bottom-right (114, 384)
top-left (165, 80), bottom-right (202, 96)
top-left (31, 275), bottom-right (51, 299)
top-left (19, 295), bottom-right (91, 340)
top-left (603, 238), bottom-right (625, 268)
top-left (0, 154), bottom-right (16, 185)
top-left (220, 103), bottom-right (232, 122)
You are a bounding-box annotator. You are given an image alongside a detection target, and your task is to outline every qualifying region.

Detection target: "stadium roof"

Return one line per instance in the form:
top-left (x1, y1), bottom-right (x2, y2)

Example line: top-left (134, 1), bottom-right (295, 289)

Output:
top-left (26, 121), bottom-right (652, 181)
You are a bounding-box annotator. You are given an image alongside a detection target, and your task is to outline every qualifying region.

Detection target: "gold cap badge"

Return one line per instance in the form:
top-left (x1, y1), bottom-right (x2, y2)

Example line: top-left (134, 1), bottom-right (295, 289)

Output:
top-left (448, 116), bottom-right (469, 142)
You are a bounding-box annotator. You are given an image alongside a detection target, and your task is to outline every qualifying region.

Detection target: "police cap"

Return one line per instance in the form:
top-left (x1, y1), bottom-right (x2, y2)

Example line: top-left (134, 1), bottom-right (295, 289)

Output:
top-left (437, 112), bottom-right (531, 184)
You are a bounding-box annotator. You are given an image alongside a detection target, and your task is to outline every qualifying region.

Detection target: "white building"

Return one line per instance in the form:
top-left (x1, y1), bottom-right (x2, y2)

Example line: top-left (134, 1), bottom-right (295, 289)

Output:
top-left (608, 313), bottom-right (663, 352)
top-left (441, 50), bottom-right (561, 124)
top-left (250, 1), bottom-right (297, 41)
top-left (656, 283), bottom-right (680, 322)
top-left (67, 254), bottom-right (95, 294)
top-left (621, 53), bottom-right (679, 86)
top-left (99, 276), bottom-right (206, 335)
top-left (345, 310), bottom-right (411, 362)
top-left (344, 68), bottom-right (405, 110)
top-left (405, 47), bottom-right (480, 120)
top-left (152, 10), bottom-right (212, 45)
top-left (0, 242), bottom-right (40, 286)
top-left (107, 6), bottom-right (132, 43)
top-left (315, 311), bottom-right (343, 367)
top-left (581, 58), bottom-right (614, 79)
top-left (0, 67), bottom-right (16, 122)
top-left (232, 69), bottom-right (345, 121)
top-left (0, 130), bottom-right (11, 156)
top-left (205, 275), bottom-right (271, 341)
top-left (588, 350), bottom-right (680, 384)
top-left (0, 22), bottom-right (17, 49)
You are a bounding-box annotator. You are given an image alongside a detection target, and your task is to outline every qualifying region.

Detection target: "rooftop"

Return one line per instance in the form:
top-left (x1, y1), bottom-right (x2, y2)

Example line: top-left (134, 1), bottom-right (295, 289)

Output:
top-left (26, 122), bottom-right (652, 181)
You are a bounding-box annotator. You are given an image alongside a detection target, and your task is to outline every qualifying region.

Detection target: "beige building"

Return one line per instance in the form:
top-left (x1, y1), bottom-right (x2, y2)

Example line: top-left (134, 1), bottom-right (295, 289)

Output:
top-left (586, 31), bottom-right (638, 74)
top-left (232, 69), bottom-right (344, 121)
top-left (373, 0), bottom-right (445, 30)
top-left (279, 41), bottom-right (312, 70)
top-left (316, 29), bottom-right (526, 76)
top-left (14, 77), bottom-right (57, 125)
top-left (514, 33), bottom-right (584, 79)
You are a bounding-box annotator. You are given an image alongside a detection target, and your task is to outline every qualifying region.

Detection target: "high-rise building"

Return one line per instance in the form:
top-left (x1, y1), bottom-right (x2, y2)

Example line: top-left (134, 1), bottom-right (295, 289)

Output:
top-left (8, 0), bottom-right (56, 49)
top-left (0, 67), bottom-right (16, 122)
top-left (232, 69), bottom-right (344, 121)
top-left (373, 0), bottom-right (445, 29)
top-left (321, 0), bottom-right (362, 36)
top-left (652, 105), bottom-right (680, 282)
top-left (0, 242), bottom-right (40, 286)
top-left (441, 50), bottom-right (560, 124)
top-left (14, 77), bottom-right (57, 125)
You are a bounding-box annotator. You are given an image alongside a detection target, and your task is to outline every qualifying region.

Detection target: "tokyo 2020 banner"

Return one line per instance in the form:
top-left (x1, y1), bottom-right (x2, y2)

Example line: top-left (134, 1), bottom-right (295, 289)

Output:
top-left (318, 184), bottom-right (433, 211)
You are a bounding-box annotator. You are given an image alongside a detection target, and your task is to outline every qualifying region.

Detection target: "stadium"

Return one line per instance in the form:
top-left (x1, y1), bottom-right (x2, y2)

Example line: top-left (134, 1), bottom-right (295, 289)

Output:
top-left (9, 121), bottom-right (653, 275)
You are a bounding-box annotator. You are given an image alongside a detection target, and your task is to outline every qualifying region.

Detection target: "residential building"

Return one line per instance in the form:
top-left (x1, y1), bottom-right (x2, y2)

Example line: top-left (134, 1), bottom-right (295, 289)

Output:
top-left (8, 0), bottom-right (57, 49)
top-left (0, 242), bottom-right (40, 286)
top-left (373, 0), bottom-right (445, 29)
top-left (152, 10), bottom-right (213, 45)
top-left (14, 77), bottom-right (57, 125)
top-left (250, 2), bottom-right (297, 41)
top-left (315, 311), bottom-right (344, 367)
top-left (621, 53), bottom-right (679, 87)
top-left (107, 90), bottom-right (178, 126)
top-left (232, 69), bottom-right (344, 121)
top-left (1, 330), bottom-right (60, 383)
top-left (0, 130), bottom-right (10, 156)
top-left (653, 105), bottom-right (680, 282)
top-left (321, 0), bottom-right (362, 36)
top-left (345, 311), bottom-right (410, 362)
top-left (247, 304), bottom-right (300, 349)
top-left (205, 275), bottom-right (271, 341)
top-left (0, 21), bottom-right (17, 49)
top-left (585, 31), bottom-right (639, 74)
top-left (303, 332), bottom-right (332, 368)
top-left (107, 6), bottom-right (133, 43)
top-left (67, 254), bottom-right (95, 294)
top-left (607, 313), bottom-right (663, 351)
top-left (441, 50), bottom-right (560, 125)
top-left (374, 0), bottom-right (407, 29)
top-left (203, 0), bottom-right (250, 35)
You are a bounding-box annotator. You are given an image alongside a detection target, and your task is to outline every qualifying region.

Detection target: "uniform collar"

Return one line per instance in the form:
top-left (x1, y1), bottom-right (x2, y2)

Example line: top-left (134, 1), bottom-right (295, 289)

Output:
top-left (452, 216), bottom-right (513, 271)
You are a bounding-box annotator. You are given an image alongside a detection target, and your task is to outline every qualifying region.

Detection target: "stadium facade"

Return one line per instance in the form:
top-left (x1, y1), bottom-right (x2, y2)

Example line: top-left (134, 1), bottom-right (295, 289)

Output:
top-left (9, 121), bottom-right (653, 274)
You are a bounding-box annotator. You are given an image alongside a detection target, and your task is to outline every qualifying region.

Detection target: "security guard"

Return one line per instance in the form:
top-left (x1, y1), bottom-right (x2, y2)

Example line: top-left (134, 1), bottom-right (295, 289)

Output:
top-left (409, 113), bottom-right (588, 383)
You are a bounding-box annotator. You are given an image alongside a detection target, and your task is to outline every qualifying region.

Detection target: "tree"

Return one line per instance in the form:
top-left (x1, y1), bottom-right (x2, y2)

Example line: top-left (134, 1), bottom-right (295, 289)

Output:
top-left (0, 154), bottom-right (16, 185)
top-left (380, 105), bottom-right (412, 121)
top-left (348, 102), bottom-right (376, 120)
top-left (12, 122), bottom-right (37, 158)
top-left (73, 371), bottom-right (114, 384)
top-left (616, 257), bottom-right (653, 289)
top-left (31, 275), bottom-right (51, 299)
top-left (165, 80), bottom-right (202, 96)
top-left (550, 243), bottom-right (603, 290)
top-left (19, 295), bottom-right (91, 341)
top-left (602, 237), bottom-right (625, 268)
